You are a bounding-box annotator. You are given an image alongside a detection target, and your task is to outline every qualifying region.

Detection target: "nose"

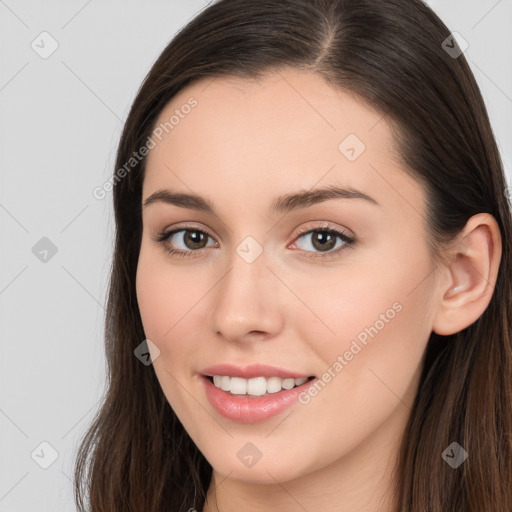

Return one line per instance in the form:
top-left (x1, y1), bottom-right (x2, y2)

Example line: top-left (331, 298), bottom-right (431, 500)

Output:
top-left (207, 246), bottom-right (285, 344)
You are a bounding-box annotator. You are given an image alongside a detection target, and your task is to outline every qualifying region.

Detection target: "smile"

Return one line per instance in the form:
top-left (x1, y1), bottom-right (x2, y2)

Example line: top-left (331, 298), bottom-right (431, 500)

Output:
top-left (210, 375), bottom-right (313, 396)
top-left (201, 374), bottom-right (318, 424)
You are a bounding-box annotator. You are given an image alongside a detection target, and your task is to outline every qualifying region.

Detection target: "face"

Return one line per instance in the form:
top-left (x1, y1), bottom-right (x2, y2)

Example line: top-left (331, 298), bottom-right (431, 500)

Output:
top-left (136, 68), bottom-right (440, 484)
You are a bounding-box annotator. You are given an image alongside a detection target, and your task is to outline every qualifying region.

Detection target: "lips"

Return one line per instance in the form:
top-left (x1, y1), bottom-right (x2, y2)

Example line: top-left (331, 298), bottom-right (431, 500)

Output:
top-left (199, 363), bottom-right (317, 423)
top-left (200, 363), bottom-right (314, 380)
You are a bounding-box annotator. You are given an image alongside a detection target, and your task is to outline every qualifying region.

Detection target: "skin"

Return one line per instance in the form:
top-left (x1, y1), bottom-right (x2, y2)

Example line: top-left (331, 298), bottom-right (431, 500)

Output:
top-left (135, 68), bottom-right (502, 512)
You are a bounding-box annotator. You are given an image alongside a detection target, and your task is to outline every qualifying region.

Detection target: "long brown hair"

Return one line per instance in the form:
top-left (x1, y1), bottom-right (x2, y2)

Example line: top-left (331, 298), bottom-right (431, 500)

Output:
top-left (74, 0), bottom-right (512, 510)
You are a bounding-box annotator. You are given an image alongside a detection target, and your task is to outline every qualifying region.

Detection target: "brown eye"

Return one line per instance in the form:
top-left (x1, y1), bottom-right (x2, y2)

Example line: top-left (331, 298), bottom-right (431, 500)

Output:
top-left (291, 226), bottom-right (356, 259)
top-left (155, 227), bottom-right (217, 257)
top-left (310, 231), bottom-right (337, 252)
top-left (180, 230), bottom-right (209, 250)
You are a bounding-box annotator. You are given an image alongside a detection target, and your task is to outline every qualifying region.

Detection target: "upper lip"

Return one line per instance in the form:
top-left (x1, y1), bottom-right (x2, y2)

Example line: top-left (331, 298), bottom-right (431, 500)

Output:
top-left (201, 363), bottom-right (314, 380)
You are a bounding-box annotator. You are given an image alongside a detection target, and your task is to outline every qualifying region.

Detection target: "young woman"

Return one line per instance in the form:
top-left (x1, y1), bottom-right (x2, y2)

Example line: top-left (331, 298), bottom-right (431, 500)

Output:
top-left (74, 1), bottom-right (512, 510)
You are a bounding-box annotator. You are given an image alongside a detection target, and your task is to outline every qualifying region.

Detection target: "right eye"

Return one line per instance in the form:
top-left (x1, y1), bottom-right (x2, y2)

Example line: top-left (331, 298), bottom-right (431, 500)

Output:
top-left (155, 227), bottom-right (218, 258)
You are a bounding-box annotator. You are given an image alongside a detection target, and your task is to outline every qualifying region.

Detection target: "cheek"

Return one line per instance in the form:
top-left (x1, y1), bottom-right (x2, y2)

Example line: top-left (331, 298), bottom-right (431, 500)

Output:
top-left (288, 233), bottom-right (434, 362)
top-left (136, 245), bottom-right (200, 344)
top-left (135, 243), bottom-right (217, 398)
top-left (293, 239), bottom-right (435, 443)
top-left (135, 247), bottom-right (202, 418)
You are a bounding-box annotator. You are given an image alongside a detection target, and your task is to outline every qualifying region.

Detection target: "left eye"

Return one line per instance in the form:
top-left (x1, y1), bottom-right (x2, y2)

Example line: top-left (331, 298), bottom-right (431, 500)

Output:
top-left (291, 228), bottom-right (354, 255)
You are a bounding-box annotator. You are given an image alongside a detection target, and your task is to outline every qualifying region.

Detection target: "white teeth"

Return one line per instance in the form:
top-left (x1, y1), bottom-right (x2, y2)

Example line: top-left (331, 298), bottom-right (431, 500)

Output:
top-left (230, 377), bottom-right (247, 395)
top-left (247, 377), bottom-right (267, 396)
top-left (266, 376), bottom-right (282, 394)
top-left (220, 375), bottom-right (231, 391)
top-left (210, 375), bottom-right (311, 395)
top-left (282, 378), bottom-right (295, 390)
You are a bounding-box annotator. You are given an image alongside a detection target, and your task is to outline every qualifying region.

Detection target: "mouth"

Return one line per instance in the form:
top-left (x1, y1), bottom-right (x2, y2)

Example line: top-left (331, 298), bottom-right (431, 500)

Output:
top-left (204, 374), bottom-right (316, 397)
top-left (201, 373), bottom-right (318, 423)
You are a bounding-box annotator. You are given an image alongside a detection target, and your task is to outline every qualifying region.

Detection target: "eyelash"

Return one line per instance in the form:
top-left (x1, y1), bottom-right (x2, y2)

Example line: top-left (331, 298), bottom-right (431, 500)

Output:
top-left (153, 223), bottom-right (356, 260)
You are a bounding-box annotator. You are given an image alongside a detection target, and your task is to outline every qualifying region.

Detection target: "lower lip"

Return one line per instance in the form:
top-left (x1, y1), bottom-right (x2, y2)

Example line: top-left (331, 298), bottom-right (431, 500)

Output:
top-left (201, 375), bottom-right (317, 424)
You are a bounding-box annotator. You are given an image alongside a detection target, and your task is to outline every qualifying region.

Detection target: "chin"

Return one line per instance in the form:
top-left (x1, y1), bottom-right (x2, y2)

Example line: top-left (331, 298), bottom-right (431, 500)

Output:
top-left (206, 450), bottom-right (310, 484)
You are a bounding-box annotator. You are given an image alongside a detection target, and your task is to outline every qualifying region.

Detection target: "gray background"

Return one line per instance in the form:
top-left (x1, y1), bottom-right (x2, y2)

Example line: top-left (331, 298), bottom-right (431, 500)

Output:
top-left (1, 1), bottom-right (511, 510)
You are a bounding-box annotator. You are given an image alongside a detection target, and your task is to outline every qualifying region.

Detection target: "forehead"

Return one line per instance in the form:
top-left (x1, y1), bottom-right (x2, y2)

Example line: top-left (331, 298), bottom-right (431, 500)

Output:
top-left (143, 68), bottom-right (423, 219)
top-left (148, 69), bottom-right (395, 163)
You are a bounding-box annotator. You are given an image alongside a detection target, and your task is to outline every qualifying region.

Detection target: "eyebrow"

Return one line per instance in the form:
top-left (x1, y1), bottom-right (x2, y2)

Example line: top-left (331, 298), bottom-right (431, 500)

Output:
top-left (142, 184), bottom-right (380, 215)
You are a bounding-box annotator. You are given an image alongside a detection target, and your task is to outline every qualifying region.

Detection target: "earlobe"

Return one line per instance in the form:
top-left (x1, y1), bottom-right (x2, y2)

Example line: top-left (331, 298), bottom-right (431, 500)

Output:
top-left (432, 213), bottom-right (502, 336)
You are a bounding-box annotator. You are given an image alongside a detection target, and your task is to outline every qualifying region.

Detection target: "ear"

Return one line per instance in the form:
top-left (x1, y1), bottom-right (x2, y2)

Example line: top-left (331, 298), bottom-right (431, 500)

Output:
top-left (432, 213), bottom-right (502, 336)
